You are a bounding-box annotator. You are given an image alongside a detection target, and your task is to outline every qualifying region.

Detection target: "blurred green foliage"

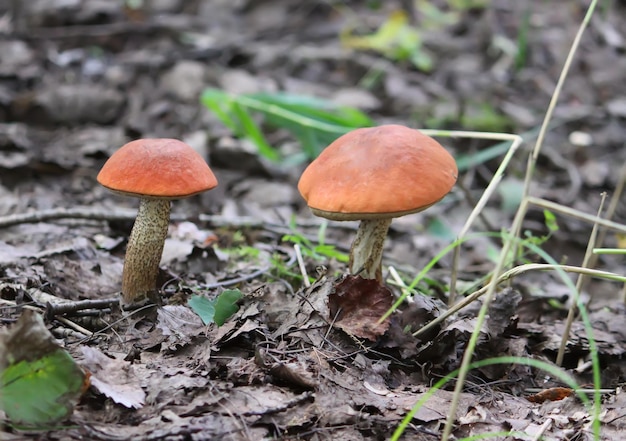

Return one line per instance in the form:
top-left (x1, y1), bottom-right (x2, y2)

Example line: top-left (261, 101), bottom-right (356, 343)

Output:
top-left (201, 89), bottom-right (373, 163)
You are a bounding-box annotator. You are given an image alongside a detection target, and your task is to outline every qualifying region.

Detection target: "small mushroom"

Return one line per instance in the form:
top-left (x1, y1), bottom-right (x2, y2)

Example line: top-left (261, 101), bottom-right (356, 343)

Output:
top-left (97, 139), bottom-right (218, 304)
top-left (297, 125), bottom-right (457, 282)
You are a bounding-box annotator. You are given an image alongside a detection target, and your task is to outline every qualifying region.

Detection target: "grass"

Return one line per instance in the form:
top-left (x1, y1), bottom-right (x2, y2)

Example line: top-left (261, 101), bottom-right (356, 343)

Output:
top-left (2, 1), bottom-right (622, 437)
top-left (199, 0), bottom-right (625, 439)
top-left (201, 89), bottom-right (373, 164)
top-left (399, 1), bottom-right (616, 439)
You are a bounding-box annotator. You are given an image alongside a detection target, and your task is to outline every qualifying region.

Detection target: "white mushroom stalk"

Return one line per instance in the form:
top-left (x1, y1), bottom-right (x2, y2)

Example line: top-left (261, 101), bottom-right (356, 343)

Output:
top-left (349, 218), bottom-right (392, 282)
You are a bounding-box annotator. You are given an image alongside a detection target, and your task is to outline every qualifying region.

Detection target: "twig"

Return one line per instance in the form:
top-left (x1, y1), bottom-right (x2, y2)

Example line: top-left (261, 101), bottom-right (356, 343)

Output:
top-left (45, 298), bottom-right (120, 318)
top-left (1, 281), bottom-right (73, 307)
top-left (386, 265), bottom-right (414, 303)
top-left (55, 316), bottom-right (94, 338)
top-left (199, 267), bottom-right (268, 289)
top-left (556, 193), bottom-right (606, 366)
top-left (527, 196), bottom-right (626, 234)
top-left (588, 161), bottom-right (626, 280)
top-left (531, 418), bottom-right (553, 441)
top-left (8, 15), bottom-right (217, 39)
top-left (413, 263), bottom-right (624, 339)
top-left (0, 206), bottom-right (358, 233)
top-left (0, 206), bottom-right (257, 228)
top-left (294, 244), bottom-right (311, 288)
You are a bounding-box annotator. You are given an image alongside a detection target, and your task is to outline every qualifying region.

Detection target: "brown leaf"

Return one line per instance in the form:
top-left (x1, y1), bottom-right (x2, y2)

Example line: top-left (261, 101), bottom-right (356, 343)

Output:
top-left (486, 288), bottom-right (522, 336)
top-left (526, 387), bottom-right (574, 403)
top-left (328, 275), bottom-right (393, 341)
top-left (79, 346), bottom-right (146, 409)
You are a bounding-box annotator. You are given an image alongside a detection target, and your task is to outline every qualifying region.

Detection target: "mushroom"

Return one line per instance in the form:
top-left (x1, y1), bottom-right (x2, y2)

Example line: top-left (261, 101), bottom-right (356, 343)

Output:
top-left (97, 139), bottom-right (218, 304)
top-left (297, 125), bottom-right (457, 282)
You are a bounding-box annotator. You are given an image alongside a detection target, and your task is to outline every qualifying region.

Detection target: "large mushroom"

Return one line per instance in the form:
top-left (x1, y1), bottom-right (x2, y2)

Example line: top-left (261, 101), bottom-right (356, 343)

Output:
top-left (297, 125), bottom-right (457, 282)
top-left (98, 138), bottom-right (218, 304)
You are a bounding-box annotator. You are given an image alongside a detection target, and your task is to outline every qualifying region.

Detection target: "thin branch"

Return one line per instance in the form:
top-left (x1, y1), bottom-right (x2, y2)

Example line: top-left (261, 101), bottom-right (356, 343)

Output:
top-left (413, 263), bottom-right (624, 339)
top-left (556, 193), bottom-right (606, 366)
top-left (0, 206), bottom-right (359, 233)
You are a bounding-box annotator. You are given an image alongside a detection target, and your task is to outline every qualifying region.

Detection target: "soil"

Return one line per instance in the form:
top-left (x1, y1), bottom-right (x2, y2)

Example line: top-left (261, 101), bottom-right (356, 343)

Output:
top-left (1, 1), bottom-right (625, 440)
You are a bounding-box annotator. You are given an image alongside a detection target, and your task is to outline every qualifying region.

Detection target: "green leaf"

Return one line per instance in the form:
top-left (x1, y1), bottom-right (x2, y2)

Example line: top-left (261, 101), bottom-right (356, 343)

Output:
top-left (231, 102), bottom-right (279, 161)
top-left (188, 294), bottom-right (215, 325)
top-left (497, 177), bottom-right (524, 214)
top-left (213, 289), bottom-right (243, 326)
top-left (543, 209), bottom-right (559, 233)
top-left (2, 353), bottom-right (85, 427)
top-left (313, 244), bottom-right (350, 263)
top-left (426, 217), bottom-right (457, 241)
top-left (201, 88), bottom-right (374, 161)
top-left (340, 10), bottom-right (433, 71)
top-left (0, 310), bottom-right (87, 428)
top-left (200, 89), bottom-right (239, 133)
top-left (188, 289), bottom-right (243, 327)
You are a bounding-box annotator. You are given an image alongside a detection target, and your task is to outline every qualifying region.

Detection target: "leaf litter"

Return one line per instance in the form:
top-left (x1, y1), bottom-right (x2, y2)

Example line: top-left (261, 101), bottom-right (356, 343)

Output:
top-left (1, 1), bottom-right (626, 440)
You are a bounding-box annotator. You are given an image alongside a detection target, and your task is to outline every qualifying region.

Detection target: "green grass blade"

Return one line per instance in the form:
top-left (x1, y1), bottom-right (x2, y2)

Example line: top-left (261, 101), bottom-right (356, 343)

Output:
top-left (390, 356), bottom-right (587, 441)
top-left (230, 102), bottom-right (280, 161)
top-left (202, 89), bottom-right (374, 160)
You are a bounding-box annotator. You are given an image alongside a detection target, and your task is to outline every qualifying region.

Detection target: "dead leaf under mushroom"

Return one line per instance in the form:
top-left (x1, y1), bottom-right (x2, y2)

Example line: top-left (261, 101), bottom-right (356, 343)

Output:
top-left (328, 275), bottom-right (393, 341)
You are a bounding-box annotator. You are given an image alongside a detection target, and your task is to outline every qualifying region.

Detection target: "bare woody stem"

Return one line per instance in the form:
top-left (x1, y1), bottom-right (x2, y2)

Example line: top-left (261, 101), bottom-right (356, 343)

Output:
top-left (349, 218), bottom-right (392, 282)
top-left (122, 198), bottom-right (171, 304)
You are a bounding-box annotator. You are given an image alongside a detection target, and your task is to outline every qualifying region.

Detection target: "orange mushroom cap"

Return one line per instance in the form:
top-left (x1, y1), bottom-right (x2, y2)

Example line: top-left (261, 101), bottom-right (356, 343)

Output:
top-left (97, 139), bottom-right (218, 199)
top-left (297, 125), bottom-right (458, 221)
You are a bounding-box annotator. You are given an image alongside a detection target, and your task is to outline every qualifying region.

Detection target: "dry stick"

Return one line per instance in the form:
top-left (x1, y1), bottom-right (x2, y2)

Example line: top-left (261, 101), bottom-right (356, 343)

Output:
top-left (45, 298), bottom-right (119, 316)
top-left (55, 316), bottom-right (94, 338)
top-left (510, 0), bottom-right (598, 245)
top-left (294, 244), bottom-right (311, 288)
top-left (386, 265), bottom-right (418, 304)
top-left (527, 196), bottom-right (626, 234)
top-left (455, 179), bottom-right (498, 232)
top-left (440, 3), bottom-right (599, 440)
top-left (587, 162), bottom-right (626, 302)
top-left (450, 174), bottom-right (503, 305)
top-left (0, 206), bottom-right (260, 228)
top-left (11, 14), bottom-right (216, 39)
top-left (418, 130), bottom-right (523, 306)
top-left (532, 418), bottom-right (554, 441)
top-left (441, 211), bottom-right (522, 441)
top-left (556, 193), bottom-right (607, 367)
top-left (0, 206), bottom-right (358, 235)
top-left (413, 264), bottom-right (624, 338)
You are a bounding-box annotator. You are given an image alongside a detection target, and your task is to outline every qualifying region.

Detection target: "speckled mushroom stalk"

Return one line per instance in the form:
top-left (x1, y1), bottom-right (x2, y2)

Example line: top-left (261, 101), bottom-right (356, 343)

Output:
top-left (97, 138), bottom-right (218, 305)
top-left (349, 218), bottom-right (392, 282)
top-left (122, 198), bottom-right (171, 304)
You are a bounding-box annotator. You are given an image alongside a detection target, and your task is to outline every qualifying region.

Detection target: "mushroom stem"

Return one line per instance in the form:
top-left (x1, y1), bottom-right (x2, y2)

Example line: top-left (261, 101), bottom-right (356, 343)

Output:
top-left (122, 198), bottom-right (171, 304)
top-left (349, 218), bottom-right (392, 282)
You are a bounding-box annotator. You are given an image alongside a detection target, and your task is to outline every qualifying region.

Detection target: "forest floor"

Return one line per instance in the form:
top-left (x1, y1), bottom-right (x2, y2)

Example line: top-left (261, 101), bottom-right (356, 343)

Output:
top-left (1, 1), bottom-right (625, 440)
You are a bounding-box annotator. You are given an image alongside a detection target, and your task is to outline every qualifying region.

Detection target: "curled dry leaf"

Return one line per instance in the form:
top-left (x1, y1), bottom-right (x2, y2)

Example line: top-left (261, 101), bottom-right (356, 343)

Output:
top-left (328, 275), bottom-right (393, 341)
top-left (526, 387), bottom-right (574, 403)
top-left (79, 346), bottom-right (146, 409)
top-left (486, 288), bottom-right (522, 336)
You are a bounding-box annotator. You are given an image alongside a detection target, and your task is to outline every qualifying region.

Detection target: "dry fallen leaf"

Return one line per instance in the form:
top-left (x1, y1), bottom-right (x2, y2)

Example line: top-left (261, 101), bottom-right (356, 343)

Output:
top-left (526, 387), bottom-right (574, 403)
top-left (79, 346), bottom-right (146, 409)
top-left (328, 275), bottom-right (393, 341)
top-left (156, 304), bottom-right (206, 352)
